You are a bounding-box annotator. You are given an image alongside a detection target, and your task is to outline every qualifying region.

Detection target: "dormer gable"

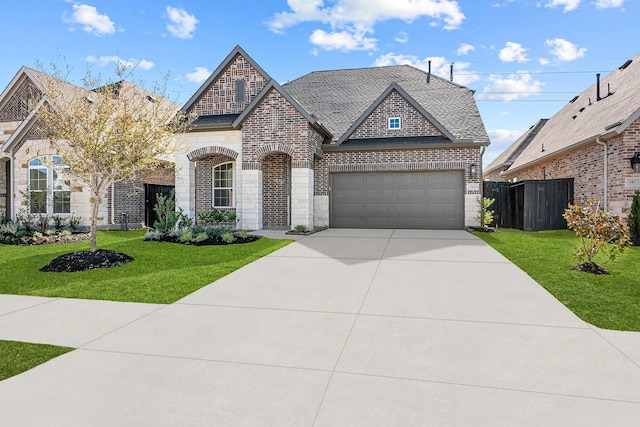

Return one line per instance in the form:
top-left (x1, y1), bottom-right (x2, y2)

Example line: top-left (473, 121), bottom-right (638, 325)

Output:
top-left (182, 45), bottom-right (271, 118)
top-left (0, 67), bottom-right (46, 122)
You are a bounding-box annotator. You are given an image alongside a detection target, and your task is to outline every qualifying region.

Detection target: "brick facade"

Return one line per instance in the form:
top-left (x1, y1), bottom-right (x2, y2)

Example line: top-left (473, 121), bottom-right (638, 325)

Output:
top-left (194, 155), bottom-right (236, 221)
top-left (502, 116), bottom-right (640, 217)
top-left (192, 55), bottom-right (267, 117)
top-left (350, 90), bottom-right (442, 140)
top-left (315, 147), bottom-right (481, 196)
top-left (262, 153), bottom-right (290, 227)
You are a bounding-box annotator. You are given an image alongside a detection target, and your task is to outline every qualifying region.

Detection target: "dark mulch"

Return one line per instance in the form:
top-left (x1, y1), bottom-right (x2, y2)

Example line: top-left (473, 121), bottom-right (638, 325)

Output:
top-left (40, 249), bottom-right (134, 273)
top-left (149, 235), bottom-right (260, 246)
top-left (570, 262), bottom-right (610, 275)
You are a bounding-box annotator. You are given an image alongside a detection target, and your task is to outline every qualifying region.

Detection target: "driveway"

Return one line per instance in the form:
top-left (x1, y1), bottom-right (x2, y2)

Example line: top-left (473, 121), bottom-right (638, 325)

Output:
top-left (1, 229), bottom-right (640, 426)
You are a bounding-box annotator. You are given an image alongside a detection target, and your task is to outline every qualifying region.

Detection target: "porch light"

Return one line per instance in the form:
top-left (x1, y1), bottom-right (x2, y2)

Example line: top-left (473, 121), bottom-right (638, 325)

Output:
top-left (631, 153), bottom-right (640, 173)
top-left (469, 163), bottom-right (478, 176)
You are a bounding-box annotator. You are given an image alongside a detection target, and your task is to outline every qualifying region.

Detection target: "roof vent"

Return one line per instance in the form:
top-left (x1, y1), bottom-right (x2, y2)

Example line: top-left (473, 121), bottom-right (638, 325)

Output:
top-left (579, 107), bottom-right (585, 113)
top-left (146, 95), bottom-right (157, 103)
top-left (619, 59), bottom-right (632, 70)
top-left (569, 95), bottom-right (579, 103)
top-left (605, 121), bottom-right (623, 131)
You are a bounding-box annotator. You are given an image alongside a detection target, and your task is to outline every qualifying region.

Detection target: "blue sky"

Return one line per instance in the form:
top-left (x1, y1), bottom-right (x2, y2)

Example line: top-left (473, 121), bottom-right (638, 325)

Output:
top-left (1, 0), bottom-right (637, 165)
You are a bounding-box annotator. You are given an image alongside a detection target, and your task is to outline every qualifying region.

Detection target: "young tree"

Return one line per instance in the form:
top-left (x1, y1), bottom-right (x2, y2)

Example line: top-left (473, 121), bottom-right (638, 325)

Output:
top-left (35, 66), bottom-right (193, 252)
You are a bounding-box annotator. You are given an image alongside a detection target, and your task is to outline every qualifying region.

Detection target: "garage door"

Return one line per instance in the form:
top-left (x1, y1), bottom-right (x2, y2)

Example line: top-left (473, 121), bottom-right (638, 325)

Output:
top-left (330, 171), bottom-right (464, 229)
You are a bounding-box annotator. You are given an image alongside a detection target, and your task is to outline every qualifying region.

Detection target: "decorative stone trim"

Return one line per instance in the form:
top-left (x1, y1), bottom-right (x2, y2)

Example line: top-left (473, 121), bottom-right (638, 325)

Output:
top-left (292, 160), bottom-right (313, 169)
top-left (242, 161), bottom-right (262, 170)
top-left (187, 146), bottom-right (239, 161)
top-left (328, 162), bottom-right (465, 173)
top-left (255, 143), bottom-right (296, 159)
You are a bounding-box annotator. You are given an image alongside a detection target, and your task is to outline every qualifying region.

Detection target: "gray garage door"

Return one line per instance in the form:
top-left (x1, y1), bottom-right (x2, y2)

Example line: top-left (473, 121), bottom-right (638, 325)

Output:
top-left (330, 171), bottom-right (464, 229)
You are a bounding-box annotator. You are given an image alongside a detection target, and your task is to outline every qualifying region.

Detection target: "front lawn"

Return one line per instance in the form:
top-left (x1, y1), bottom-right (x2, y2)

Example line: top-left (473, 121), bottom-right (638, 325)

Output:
top-left (475, 228), bottom-right (640, 331)
top-left (0, 340), bottom-right (73, 381)
top-left (0, 230), bottom-right (292, 304)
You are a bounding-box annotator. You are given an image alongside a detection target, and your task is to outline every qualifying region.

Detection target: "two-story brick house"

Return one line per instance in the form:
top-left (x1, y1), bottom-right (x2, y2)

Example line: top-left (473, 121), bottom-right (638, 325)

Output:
top-left (176, 45), bottom-right (491, 230)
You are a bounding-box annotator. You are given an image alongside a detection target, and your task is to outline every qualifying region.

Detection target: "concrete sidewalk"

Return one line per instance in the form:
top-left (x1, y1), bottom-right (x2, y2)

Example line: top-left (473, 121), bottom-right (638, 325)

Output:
top-left (1, 229), bottom-right (639, 426)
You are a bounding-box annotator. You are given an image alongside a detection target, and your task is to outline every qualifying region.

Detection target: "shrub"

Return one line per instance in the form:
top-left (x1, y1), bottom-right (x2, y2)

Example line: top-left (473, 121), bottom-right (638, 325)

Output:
top-left (198, 208), bottom-right (237, 226)
top-left (143, 230), bottom-right (163, 241)
top-left (294, 224), bottom-right (307, 233)
top-left (178, 231), bottom-right (194, 243)
top-left (0, 220), bottom-right (20, 237)
top-left (629, 190), bottom-right (640, 246)
top-left (236, 229), bottom-right (249, 239)
top-left (68, 214), bottom-right (81, 232)
top-left (477, 197), bottom-right (495, 228)
top-left (563, 199), bottom-right (630, 268)
top-left (153, 190), bottom-right (192, 233)
top-left (221, 231), bottom-right (236, 243)
top-left (194, 232), bottom-right (208, 243)
top-left (52, 215), bottom-right (67, 231)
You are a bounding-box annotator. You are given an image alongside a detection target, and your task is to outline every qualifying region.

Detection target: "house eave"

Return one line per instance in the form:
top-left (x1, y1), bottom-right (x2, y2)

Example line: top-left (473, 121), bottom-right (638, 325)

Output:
top-left (322, 140), bottom-right (483, 152)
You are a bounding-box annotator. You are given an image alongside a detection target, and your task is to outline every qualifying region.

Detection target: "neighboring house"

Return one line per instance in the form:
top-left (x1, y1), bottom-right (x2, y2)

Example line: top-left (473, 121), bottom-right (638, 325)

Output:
top-left (175, 45), bottom-right (490, 230)
top-left (485, 53), bottom-right (640, 218)
top-left (0, 67), bottom-right (174, 228)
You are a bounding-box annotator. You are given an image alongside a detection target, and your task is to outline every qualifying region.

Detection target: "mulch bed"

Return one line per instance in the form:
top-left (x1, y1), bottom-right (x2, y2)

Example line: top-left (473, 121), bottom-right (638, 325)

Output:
top-left (570, 262), bottom-right (610, 275)
top-left (40, 249), bottom-right (134, 273)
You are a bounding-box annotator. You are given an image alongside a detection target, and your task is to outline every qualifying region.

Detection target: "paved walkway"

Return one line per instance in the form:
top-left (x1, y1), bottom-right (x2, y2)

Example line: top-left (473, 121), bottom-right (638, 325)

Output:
top-left (1, 229), bottom-right (640, 426)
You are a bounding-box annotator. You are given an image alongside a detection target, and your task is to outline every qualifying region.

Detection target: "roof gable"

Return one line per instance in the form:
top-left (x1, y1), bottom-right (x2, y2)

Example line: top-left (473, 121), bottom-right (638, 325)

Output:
top-left (0, 67), bottom-right (45, 122)
top-left (182, 45), bottom-right (271, 115)
top-left (337, 82), bottom-right (455, 144)
top-left (232, 79), bottom-right (332, 139)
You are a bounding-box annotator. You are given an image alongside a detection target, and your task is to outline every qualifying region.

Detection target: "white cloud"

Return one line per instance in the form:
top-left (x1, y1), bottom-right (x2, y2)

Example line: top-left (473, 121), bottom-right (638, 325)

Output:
top-left (166, 6), bottom-right (199, 39)
top-left (456, 43), bottom-right (475, 56)
top-left (488, 129), bottom-right (524, 145)
top-left (539, 58), bottom-right (550, 65)
top-left (184, 67), bottom-right (211, 83)
top-left (267, 0), bottom-right (465, 52)
top-left (477, 72), bottom-right (544, 101)
top-left (63, 3), bottom-right (116, 36)
top-left (310, 28), bottom-right (377, 51)
top-left (499, 42), bottom-right (529, 62)
top-left (545, 38), bottom-right (586, 61)
top-left (544, 0), bottom-right (581, 12)
top-left (395, 31), bottom-right (409, 43)
top-left (491, 0), bottom-right (515, 6)
top-left (594, 0), bottom-right (624, 8)
top-left (86, 55), bottom-right (154, 70)
top-left (373, 53), bottom-right (480, 86)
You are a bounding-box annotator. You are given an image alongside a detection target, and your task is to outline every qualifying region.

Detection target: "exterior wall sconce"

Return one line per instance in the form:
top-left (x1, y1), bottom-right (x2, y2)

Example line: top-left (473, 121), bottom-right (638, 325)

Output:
top-left (631, 153), bottom-right (640, 173)
top-left (469, 163), bottom-right (478, 177)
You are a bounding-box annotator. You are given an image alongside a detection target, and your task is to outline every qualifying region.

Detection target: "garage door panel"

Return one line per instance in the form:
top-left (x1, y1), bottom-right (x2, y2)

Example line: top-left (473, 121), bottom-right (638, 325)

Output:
top-left (330, 171), bottom-right (464, 229)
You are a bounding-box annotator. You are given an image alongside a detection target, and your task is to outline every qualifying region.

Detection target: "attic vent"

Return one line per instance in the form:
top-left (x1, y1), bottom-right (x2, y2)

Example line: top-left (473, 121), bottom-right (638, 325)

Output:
top-left (619, 59), bottom-right (632, 70)
top-left (146, 95), bottom-right (157, 103)
top-left (572, 115), bottom-right (577, 120)
top-left (85, 96), bottom-right (95, 104)
top-left (569, 95), bottom-right (579, 103)
top-left (236, 80), bottom-right (246, 103)
top-left (605, 121), bottom-right (623, 131)
top-left (579, 107), bottom-right (585, 112)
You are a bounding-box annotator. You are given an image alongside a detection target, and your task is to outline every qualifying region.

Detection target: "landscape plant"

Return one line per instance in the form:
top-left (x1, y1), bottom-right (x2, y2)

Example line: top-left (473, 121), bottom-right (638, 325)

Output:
top-left (563, 199), bottom-right (630, 274)
top-left (477, 197), bottom-right (495, 228)
top-left (628, 190), bottom-right (640, 246)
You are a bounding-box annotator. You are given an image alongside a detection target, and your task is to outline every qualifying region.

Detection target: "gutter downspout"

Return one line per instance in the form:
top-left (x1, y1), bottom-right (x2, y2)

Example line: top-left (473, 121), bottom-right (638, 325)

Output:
top-left (595, 136), bottom-right (608, 211)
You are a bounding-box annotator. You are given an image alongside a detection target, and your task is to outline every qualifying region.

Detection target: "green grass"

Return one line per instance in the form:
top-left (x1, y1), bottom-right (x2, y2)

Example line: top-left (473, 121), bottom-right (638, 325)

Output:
top-left (0, 340), bottom-right (73, 381)
top-left (0, 230), bottom-right (292, 304)
top-left (475, 228), bottom-right (640, 331)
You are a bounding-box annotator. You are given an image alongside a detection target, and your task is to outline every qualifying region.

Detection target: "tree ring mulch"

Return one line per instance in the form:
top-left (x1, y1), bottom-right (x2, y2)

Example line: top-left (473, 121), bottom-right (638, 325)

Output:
top-left (571, 262), bottom-right (610, 275)
top-left (40, 249), bottom-right (134, 273)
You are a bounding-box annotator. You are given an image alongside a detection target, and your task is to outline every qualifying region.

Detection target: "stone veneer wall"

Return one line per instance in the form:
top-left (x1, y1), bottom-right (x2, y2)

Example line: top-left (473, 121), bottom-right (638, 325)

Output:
top-left (262, 153), bottom-right (290, 228)
top-left (192, 55), bottom-right (267, 116)
top-left (501, 117), bottom-right (640, 217)
top-left (350, 90), bottom-right (442, 139)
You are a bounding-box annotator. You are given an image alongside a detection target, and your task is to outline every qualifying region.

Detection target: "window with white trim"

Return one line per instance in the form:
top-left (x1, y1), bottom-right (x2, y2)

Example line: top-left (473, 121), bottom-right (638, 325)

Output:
top-left (28, 156), bottom-right (71, 214)
top-left (388, 117), bottom-right (401, 130)
top-left (213, 162), bottom-right (234, 208)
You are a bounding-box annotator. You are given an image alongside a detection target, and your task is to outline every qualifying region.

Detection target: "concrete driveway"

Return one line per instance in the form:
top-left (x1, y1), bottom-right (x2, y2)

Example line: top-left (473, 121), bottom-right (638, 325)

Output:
top-left (1, 229), bottom-right (640, 426)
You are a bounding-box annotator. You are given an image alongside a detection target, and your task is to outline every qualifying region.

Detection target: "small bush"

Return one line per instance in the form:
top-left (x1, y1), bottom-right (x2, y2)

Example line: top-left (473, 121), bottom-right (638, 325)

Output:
top-left (236, 229), bottom-right (249, 239)
top-left (178, 230), bottom-right (193, 242)
top-left (194, 232), bottom-right (208, 243)
top-left (68, 214), bottom-right (81, 232)
top-left (563, 199), bottom-right (630, 271)
top-left (629, 190), bottom-right (640, 246)
top-left (221, 231), bottom-right (236, 243)
top-left (198, 208), bottom-right (237, 226)
top-left (294, 224), bottom-right (307, 233)
top-left (477, 197), bottom-right (495, 228)
top-left (52, 215), bottom-right (67, 231)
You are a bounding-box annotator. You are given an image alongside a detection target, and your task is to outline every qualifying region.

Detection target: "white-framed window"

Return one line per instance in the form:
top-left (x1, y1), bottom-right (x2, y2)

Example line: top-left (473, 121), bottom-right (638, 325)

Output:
top-left (28, 156), bottom-right (71, 214)
top-left (388, 117), bottom-right (401, 130)
top-left (212, 162), bottom-right (234, 208)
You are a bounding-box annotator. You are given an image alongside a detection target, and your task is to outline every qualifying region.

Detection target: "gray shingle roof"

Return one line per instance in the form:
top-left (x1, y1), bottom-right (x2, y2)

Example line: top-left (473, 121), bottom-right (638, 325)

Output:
top-left (484, 119), bottom-right (548, 176)
top-left (505, 53), bottom-right (640, 174)
top-left (282, 65), bottom-right (489, 144)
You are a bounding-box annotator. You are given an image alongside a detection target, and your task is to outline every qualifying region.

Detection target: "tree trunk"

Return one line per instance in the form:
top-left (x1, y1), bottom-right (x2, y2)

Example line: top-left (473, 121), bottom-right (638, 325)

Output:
top-left (90, 193), bottom-right (101, 252)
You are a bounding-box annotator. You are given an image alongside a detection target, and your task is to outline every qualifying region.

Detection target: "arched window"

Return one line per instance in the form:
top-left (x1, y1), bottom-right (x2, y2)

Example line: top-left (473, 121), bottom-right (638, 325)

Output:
top-left (28, 156), bottom-right (70, 214)
top-left (213, 162), bottom-right (234, 208)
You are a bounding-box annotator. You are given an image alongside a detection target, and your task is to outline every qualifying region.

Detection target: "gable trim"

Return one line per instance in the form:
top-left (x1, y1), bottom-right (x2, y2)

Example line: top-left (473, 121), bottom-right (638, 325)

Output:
top-left (337, 82), bottom-right (456, 144)
top-left (181, 45), bottom-right (272, 113)
top-left (2, 97), bottom-right (48, 153)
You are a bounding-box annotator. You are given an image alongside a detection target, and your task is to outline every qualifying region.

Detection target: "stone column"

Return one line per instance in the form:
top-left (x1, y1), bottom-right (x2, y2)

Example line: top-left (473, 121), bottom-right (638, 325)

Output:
top-left (291, 168), bottom-right (314, 230)
top-left (238, 167), bottom-right (262, 230)
top-left (175, 153), bottom-right (196, 219)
